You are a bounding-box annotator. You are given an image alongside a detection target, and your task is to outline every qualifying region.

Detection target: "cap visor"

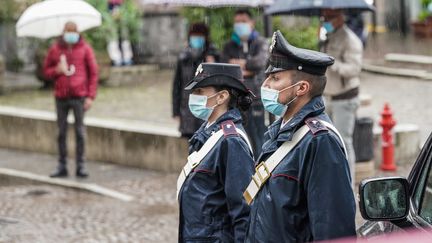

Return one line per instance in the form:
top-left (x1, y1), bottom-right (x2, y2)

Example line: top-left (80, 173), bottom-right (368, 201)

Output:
top-left (184, 81), bottom-right (198, 91)
top-left (265, 66), bottom-right (286, 75)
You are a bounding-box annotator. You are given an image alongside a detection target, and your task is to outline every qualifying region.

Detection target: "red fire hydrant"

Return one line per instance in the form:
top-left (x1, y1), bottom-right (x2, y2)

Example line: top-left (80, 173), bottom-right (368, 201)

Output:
top-left (379, 103), bottom-right (397, 171)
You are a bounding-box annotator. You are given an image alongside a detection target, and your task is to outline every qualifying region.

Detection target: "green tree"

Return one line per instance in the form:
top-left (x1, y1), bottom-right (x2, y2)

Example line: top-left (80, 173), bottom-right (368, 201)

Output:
top-left (182, 8), bottom-right (319, 51)
top-left (181, 7), bottom-right (265, 49)
top-left (419, 0), bottom-right (432, 21)
top-left (83, 0), bottom-right (142, 51)
top-left (0, 0), bottom-right (17, 22)
top-left (272, 17), bottom-right (320, 51)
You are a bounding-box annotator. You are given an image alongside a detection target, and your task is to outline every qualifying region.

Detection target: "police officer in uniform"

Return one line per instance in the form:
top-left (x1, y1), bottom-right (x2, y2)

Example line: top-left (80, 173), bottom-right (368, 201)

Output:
top-left (177, 63), bottom-right (255, 242)
top-left (244, 31), bottom-right (356, 242)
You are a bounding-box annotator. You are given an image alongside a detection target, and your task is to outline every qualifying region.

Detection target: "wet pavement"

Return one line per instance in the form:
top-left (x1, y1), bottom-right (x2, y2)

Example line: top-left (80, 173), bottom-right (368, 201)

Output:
top-left (0, 31), bottom-right (431, 241)
top-left (0, 149), bottom-right (178, 243)
top-left (364, 32), bottom-right (432, 60)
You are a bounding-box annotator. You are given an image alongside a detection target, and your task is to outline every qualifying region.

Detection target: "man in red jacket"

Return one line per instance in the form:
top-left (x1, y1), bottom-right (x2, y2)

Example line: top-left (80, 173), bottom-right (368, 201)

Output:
top-left (44, 21), bottom-right (99, 178)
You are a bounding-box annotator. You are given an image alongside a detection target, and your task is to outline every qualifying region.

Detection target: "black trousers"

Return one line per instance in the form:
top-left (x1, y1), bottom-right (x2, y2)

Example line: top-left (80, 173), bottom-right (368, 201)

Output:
top-left (55, 98), bottom-right (85, 167)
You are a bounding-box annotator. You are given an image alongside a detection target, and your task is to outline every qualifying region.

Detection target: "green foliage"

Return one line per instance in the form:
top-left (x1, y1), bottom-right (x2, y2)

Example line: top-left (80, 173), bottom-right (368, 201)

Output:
top-left (83, 0), bottom-right (142, 51)
top-left (272, 17), bottom-right (320, 51)
top-left (182, 8), bottom-right (319, 51)
top-left (181, 7), bottom-right (265, 49)
top-left (6, 55), bottom-right (24, 72)
top-left (419, 0), bottom-right (432, 21)
top-left (0, 0), bottom-right (17, 22)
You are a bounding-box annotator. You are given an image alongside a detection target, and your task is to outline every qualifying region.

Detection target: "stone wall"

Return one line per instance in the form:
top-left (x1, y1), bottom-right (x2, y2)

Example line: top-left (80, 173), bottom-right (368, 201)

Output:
top-left (0, 106), bottom-right (188, 172)
top-left (133, 12), bottom-right (186, 68)
top-left (0, 55), bottom-right (4, 94)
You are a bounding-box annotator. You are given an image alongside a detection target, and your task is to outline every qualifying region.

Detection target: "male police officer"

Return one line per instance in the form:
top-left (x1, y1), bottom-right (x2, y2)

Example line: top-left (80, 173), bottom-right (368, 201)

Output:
top-left (244, 31), bottom-right (356, 242)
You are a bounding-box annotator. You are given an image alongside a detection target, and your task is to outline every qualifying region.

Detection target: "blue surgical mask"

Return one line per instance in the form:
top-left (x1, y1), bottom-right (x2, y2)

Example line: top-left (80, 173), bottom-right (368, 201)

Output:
top-left (234, 23), bottom-right (252, 38)
top-left (189, 36), bottom-right (206, 49)
top-left (63, 32), bottom-right (80, 44)
top-left (261, 84), bottom-right (299, 117)
top-left (322, 22), bottom-right (335, 34)
top-left (188, 93), bottom-right (218, 121)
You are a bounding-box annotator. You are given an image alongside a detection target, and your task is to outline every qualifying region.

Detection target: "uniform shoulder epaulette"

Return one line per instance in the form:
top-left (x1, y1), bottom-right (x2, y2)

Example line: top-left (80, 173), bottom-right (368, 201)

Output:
top-left (221, 120), bottom-right (238, 137)
top-left (305, 118), bottom-right (328, 135)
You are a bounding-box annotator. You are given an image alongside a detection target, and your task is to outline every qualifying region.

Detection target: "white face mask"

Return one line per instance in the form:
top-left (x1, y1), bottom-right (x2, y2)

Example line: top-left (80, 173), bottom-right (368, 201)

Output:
top-left (260, 83), bottom-right (299, 117)
top-left (188, 93), bottom-right (218, 121)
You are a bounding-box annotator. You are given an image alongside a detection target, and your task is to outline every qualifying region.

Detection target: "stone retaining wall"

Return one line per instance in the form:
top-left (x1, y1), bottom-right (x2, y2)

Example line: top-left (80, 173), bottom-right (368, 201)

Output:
top-left (0, 106), bottom-right (421, 173)
top-left (0, 55), bottom-right (4, 94)
top-left (0, 106), bottom-right (188, 172)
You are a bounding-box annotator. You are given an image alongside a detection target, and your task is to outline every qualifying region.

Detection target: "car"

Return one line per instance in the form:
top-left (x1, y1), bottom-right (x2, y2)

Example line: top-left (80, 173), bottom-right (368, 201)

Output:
top-left (357, 132), bottom-right (432, 238)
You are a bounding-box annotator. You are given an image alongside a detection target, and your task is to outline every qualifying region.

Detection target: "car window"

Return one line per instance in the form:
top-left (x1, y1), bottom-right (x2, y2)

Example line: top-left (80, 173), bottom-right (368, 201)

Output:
top-left (418, 156), bottom-right (432, 224)
top-left (414, 157), bottom-right (430, 209)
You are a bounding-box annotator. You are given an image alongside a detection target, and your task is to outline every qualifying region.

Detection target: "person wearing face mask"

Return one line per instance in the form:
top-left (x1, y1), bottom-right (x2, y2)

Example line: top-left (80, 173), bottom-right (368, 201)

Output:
top-left (320, 9), bottom-right (364, 188)
top-left (43, 21), bottom-right (99, 178)
top-left (172, 23), bottom-right (220, 139)
top-left (177, 63), bottom-right (255, 242)
top-left (244, 31), bottom-right (356, 242)
top-left (221, 9), bottom-right (268, 156)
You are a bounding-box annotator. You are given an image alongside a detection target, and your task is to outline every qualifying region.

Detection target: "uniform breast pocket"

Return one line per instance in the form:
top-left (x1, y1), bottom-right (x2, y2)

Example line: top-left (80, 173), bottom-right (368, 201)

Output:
top-left (268, 169), bottom-right (301, 206)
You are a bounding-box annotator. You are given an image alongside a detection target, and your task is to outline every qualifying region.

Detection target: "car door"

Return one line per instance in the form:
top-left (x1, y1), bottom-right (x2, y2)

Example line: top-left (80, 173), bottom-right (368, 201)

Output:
top-left (408, 133), bottom-right (432, 229)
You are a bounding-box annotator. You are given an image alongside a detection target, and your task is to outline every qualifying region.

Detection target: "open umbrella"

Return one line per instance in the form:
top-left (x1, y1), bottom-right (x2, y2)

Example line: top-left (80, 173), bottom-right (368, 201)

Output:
top-left (16, 0), bottom-right (102, 39)
top-left (140, 0), bottom-right (274, 7)
top-left (265, 0), bottom-right (374, 16)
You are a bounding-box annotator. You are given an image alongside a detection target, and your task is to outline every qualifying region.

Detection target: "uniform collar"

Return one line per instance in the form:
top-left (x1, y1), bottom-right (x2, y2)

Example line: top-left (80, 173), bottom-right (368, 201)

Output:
top-left (189, 108), bottom-right (243, 145)
top-left (270, 96), bottom-right (325, 142)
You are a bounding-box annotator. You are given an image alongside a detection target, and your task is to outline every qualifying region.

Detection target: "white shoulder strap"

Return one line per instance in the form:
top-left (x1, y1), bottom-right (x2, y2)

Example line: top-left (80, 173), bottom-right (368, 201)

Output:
top-left (177, 127), bottom-right (252, 199)
top-left (243, 119), bottom-right (348, 205)
top-left (243, 124), bottom-right (310, 204)
top-left (319, 120), bottom-right (348, 160)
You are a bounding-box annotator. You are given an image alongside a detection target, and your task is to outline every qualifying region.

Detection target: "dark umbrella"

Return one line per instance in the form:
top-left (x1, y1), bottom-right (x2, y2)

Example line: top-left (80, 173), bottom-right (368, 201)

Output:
top-left (265, 0), bottom-right (374, 16)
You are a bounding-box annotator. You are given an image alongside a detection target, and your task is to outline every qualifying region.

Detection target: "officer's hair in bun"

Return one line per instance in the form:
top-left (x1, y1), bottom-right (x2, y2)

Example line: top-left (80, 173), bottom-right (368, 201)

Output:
top-left (215, 86), bottom-right (252, 111)
top-left (215, 86), bottom-right (253, 125)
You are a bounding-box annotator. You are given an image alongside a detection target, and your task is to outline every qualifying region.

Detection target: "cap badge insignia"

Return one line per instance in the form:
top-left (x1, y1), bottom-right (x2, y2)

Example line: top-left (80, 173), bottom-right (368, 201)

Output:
top-left (270, 32), bottom-right (277, 53)
top-left (195, 64), bottom-right (204, 76)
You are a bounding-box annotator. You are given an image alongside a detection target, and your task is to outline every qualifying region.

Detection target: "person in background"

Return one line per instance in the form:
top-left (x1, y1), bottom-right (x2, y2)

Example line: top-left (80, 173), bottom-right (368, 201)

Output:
top-left (221, 9), bottom-right (268, 155)
top-left (345, 12), bottom-right (367, 47)
top-left (320, 9), bottom-right (364, 187)
top-left (107, 0), bottom-right (134, 66)
top-left (172, 23), bottom-right (219, 139)
top-left (44, 21), bottom-right (99, 178)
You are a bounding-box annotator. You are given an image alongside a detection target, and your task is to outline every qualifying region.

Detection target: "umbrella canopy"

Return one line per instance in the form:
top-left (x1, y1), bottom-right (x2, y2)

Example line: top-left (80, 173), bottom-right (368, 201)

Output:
top-left (16, 0), bottom-right (102, 39)
top-left (141, 0), bottom-right (274, 7)
top-left (266, 0), bottom-right (374, 16)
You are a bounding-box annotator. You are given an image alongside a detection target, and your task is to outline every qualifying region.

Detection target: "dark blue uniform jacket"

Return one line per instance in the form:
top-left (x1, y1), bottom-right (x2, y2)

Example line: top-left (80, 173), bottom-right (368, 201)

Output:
top-left (245, 96), bottom-right (356, 243)
top-left (179, 109), bottom-right (255, 243)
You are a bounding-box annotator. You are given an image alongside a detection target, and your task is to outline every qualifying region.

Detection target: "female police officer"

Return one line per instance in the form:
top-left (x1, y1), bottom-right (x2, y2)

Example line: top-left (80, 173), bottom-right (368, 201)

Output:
top-left (177, 63), bottom-right (255, 243)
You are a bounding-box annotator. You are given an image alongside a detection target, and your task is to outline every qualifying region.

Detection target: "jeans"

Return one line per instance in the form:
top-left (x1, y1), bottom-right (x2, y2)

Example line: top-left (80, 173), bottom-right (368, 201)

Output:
top-left (55, 98), bottom-right (86, 168)
top-left (326, 97), bottom-right (360, 187)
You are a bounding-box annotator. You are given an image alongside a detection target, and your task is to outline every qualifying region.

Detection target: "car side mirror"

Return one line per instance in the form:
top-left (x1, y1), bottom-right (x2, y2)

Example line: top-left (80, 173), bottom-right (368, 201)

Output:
top-left (359, 177), bottom-right (409, 221)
